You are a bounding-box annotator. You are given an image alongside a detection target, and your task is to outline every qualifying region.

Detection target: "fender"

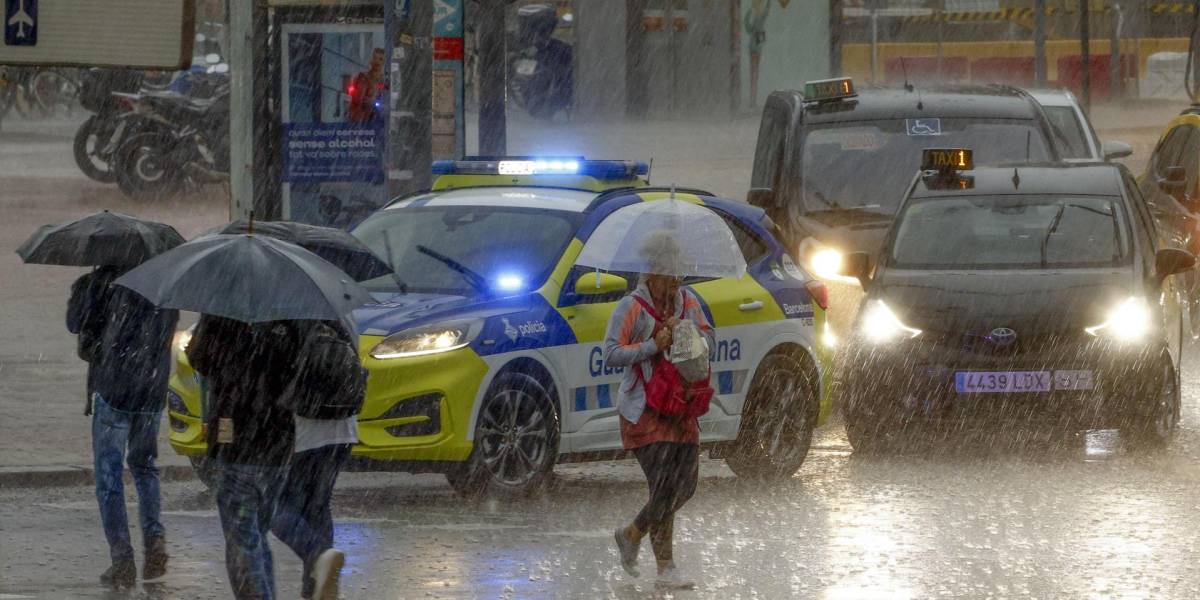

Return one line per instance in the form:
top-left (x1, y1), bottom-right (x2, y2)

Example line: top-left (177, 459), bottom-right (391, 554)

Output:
top-left (469, 349), bottom-right (566, 442)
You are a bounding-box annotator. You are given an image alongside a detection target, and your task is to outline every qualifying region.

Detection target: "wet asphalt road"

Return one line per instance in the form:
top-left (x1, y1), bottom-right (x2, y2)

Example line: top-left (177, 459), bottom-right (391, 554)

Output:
top-left (3, 347), bottom-right (1200, 600)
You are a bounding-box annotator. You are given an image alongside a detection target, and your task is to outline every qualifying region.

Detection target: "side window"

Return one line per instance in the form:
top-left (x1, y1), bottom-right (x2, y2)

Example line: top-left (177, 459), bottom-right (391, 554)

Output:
top-left (751, 100), bottom-right (790, 191)
top-left (1151, 126), bottom-right (1192, 181)
top-left (1124, 174), bottom-right (1159, 258)
top-left (683, 213), bottom-right (770, 286)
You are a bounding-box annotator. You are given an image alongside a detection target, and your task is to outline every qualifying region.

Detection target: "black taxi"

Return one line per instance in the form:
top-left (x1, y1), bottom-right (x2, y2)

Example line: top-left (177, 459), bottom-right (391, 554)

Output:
top-left (838, 149), bottom-right (1195, 452)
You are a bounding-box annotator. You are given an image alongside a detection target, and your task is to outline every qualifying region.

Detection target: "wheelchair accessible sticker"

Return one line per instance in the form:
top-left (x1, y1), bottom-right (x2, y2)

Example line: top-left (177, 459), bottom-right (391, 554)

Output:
top-left (905, 118), bottom-right (942, 136)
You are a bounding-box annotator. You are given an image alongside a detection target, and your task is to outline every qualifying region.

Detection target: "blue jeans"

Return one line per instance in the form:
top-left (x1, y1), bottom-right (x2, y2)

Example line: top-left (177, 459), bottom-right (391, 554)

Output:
top-left (91, 394), bottom-right (164, 563)
top-left (215, 461), bottom-right (287, 600)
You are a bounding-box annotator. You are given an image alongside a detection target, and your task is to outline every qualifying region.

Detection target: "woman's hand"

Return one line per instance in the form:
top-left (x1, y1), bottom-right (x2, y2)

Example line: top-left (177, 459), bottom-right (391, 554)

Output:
top-left (654, 326), bottom-right (673, 351)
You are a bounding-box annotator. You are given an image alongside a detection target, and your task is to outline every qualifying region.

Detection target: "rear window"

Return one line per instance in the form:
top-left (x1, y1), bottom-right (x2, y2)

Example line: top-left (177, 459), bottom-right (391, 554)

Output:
top-left (889, 194), bottom-right (1130, 270)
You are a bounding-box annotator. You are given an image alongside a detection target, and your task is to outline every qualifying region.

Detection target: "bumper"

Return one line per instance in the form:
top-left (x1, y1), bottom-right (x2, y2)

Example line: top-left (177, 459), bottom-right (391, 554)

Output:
top-left (839, 336), bottom-right (1166, 430)
top-left (167, 338), bottom-right (491, 470)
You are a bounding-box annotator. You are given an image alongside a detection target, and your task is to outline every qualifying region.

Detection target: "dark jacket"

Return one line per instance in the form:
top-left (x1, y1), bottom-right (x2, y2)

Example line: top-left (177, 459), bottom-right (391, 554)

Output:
top-left (67, 267), bottom-right (178, 413)
top-left (187, 316), bottom-right (301, 466)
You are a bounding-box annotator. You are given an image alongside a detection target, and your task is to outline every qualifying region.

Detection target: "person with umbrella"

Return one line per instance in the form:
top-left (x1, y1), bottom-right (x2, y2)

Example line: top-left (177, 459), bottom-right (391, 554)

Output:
top-left (117, 233), bottom-right (375, 600)
top-left (17, 211), bottom-right (185, 588)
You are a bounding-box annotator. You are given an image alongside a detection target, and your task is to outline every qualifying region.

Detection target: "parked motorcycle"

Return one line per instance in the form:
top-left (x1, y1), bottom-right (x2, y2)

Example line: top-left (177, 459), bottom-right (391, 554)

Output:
top-left (507, 4), bottom-right (573, 120)
top-left (112, 78), bottom-right (230, 201)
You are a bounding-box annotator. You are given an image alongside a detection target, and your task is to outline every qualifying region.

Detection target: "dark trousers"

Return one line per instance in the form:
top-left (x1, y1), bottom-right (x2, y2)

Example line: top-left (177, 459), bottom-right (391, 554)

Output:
top-left (215, 461), bottom-right (288, 600)
top-left (633, 442), bottom-right (699, 563)
top-left (271, 443), bottom-right (351, 596)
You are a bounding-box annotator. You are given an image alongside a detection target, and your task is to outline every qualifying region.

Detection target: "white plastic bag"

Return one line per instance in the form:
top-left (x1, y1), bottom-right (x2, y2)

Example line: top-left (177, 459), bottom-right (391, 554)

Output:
top-left (669, 320), bottom-right (709, 383)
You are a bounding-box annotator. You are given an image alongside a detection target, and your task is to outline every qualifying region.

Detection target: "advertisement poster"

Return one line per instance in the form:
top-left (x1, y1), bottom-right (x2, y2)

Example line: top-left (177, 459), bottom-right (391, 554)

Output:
top-left (433, 0), bottom-right (464, 159)
top-left (281, 23), bottom-right (389, 229)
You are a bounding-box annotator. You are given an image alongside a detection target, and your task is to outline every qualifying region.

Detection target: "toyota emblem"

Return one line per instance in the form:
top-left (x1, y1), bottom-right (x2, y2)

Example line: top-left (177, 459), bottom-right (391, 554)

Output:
top-left (988, 327), bottom-right (1017, 347)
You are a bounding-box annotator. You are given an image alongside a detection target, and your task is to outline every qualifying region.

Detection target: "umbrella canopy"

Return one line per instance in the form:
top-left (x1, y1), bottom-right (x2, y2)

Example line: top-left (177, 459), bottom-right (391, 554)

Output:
top-left (115, 234), bottom-right (375, 323)
top-left (16, 210), bottom-right (185, 267)
top-left (575, 198), bottom-right (747, 279)
top-left (207, 219), bottom-right (392, 282)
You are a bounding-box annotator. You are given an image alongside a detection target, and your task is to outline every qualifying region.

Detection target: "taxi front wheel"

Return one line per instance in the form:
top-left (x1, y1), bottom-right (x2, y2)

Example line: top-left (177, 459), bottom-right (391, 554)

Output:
top-left (446, 372), bottom-right (561, 498)
top-left (725, 353), bottom-right (819, 481)
top-left (1127, 354), bottom-right (1181, 450)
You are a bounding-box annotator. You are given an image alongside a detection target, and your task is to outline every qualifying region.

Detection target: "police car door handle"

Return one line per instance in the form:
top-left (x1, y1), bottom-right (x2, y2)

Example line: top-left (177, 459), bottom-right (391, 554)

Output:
top-left (738, 300), bottom-right (764, 312)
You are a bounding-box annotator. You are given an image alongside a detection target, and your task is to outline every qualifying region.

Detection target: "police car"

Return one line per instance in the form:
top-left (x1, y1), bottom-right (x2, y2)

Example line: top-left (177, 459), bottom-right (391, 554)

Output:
top-left (748, 78), bottom-right (1065, 332)
top-left (838, 149), bottom-right (1195, 452)
top-left (166, 158), bottom-right (835, 495)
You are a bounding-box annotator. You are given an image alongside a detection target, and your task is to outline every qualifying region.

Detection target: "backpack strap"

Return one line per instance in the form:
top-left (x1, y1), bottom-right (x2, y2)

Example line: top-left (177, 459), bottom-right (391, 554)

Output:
top-left (631, 295), bottom-right (662, 323)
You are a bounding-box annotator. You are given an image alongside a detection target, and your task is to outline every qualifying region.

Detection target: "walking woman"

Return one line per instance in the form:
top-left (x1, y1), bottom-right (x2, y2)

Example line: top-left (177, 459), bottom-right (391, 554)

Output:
top-left (605, 234), bottom-right (715, 588)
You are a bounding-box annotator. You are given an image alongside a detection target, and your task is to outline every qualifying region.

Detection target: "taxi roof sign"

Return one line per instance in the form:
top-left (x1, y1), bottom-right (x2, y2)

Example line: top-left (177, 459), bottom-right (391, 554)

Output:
top-left (921, 148), bottom-right (974, 172)
top-left (803, 77), bottom-right (856, 102)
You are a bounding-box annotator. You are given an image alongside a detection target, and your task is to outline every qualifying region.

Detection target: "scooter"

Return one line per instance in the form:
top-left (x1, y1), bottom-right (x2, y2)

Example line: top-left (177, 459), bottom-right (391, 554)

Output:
top-left (507, 4), bottom-right (573, 120)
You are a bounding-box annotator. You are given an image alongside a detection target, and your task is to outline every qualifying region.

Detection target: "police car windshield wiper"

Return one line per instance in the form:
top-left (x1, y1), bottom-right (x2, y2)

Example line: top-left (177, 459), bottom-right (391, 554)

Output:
top-left (416, 245), bottom-right (489, 295)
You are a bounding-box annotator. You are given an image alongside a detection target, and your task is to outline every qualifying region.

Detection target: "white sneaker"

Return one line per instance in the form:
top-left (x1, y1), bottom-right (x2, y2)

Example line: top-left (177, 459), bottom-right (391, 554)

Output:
top-left (655, 566), bottom-right (696, 590)
top-left (312, 548), bottom-right (345, 600)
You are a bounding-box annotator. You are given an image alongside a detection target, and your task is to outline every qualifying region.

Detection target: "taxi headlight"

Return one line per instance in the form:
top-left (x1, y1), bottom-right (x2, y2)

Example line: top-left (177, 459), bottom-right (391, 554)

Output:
top-left (370, 319), bottom-right (481, 359)
top-left (1085, 297), bottom-right (1151, 342)
top-left (860, 300), bottom-right (922, 343)
top-left (800, 240), bottom-right (859, 284)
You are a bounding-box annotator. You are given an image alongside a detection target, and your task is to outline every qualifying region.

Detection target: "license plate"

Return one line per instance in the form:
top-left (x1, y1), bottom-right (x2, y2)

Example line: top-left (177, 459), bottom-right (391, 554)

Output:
top-left (954, 370), bottom-right (1095, 393)
top-left (516, 59), bottom-right (537, 76)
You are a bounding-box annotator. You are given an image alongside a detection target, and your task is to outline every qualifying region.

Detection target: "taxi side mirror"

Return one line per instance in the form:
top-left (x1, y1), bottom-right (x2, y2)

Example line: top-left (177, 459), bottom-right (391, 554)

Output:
top-left (841, 251), bottom-right (873, 286)
top-left (1102, 140), bottom-right (1133, 160)
top-left (1159, 166), bottom-right (1187, 194)
top-left (1155, 247), bottom-right (1196, 280)
top-left (575, 272), bottom-right (630, 296)
top-left (746, 187), bottom-right (776, 209)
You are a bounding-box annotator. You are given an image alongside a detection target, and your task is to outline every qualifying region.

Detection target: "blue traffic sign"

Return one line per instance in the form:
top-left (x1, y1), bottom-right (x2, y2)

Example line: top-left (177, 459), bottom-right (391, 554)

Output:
top-left (4, 0), bottom-right (37, 47)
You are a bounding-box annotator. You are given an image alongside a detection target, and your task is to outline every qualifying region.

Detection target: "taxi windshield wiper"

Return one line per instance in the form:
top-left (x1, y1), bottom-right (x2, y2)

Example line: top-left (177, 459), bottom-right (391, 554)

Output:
top-left (1039, 203), bottom-right (1067, 267)
top-left (416, 245), bottom-right (488, 295)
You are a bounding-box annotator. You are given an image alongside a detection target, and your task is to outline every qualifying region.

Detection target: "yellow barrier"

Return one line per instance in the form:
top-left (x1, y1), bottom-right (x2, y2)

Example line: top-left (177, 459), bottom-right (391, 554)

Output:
top-left (842, 38), bottom-right (1189, 83)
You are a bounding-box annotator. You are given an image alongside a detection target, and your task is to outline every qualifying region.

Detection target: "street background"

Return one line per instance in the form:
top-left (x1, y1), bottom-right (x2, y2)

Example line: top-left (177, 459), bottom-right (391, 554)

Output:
top-left (2, 102), bottom-right (1199, 598)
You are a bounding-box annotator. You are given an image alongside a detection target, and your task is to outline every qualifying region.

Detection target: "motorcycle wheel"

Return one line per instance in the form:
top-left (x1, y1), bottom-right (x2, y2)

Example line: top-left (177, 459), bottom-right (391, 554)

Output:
top-left (114, 133), bottom-right (183, 202)
top-left (73, 115), bottom-right (119, 183)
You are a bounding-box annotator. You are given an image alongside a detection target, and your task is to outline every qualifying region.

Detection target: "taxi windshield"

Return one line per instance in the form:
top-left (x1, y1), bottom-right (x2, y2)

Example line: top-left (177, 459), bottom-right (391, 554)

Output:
top-left (798, 118), bottom-right (1052, 220)
top-left (353, 205), bottom-right (579, 296)
top-left (889, 194), bottom-right (1130, 270)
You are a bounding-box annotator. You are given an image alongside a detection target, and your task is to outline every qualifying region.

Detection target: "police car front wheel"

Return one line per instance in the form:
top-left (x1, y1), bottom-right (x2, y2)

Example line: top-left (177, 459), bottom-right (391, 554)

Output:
top-left (446, 372), bottom-right (560, 498)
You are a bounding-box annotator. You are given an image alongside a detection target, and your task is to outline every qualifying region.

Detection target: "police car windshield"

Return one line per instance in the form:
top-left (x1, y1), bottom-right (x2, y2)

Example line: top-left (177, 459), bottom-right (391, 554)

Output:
top-left (888, 194), bottom-right (1129, 270)
top-left (799, 118), bottom-right (1051, 218)
top-left (353, 206), bottom-right (579, 296)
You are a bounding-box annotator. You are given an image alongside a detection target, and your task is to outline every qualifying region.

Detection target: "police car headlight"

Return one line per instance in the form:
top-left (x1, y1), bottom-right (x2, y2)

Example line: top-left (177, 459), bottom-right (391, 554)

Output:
top-left (860, 300), bottom-right (922, 343)
top-left (173, 325), bottom-right (195, 354)
top-left (370, 319), bottom-right (481, 359)
top-left (1085, 297), bottom-right (1151, 342)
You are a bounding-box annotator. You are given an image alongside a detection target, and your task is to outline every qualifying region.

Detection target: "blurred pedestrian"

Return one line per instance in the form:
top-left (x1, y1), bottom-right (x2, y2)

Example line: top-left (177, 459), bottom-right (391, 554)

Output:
top-left (271, 319), bottom-right (365, 600)
top-left (744, 0), bottom-right (770, 107)
top-left (605, 234), bottom-right (715, 589)
top-left (67, 264), bottom-right (179, 588)
top-left (186, 316), bottom-right (298, 600)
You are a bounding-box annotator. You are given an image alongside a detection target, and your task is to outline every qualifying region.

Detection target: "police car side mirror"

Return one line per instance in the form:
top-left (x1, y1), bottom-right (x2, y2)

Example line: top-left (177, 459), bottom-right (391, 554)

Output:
top-left (1155, 248), bottom-right (1196, 280)
top-left (575, 272), bottom-right (629, 296)
top-left (1102, 140), bottom-right (1133, 160)
top-left (746, 188), bottom-right (776, 209)
top-left (841, 251), bottom-right (873, 286)
top-left (1159, 166), bottom-right (1187, 194)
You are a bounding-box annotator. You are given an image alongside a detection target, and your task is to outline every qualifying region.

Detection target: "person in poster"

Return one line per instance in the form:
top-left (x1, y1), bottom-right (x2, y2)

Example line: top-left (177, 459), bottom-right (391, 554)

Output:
top-left (348, 47), bottom-right (386, 124)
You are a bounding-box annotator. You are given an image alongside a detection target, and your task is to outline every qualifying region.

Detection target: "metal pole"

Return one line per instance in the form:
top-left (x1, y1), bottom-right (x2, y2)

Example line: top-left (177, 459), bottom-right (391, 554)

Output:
top-left (870, 8), bottom-right (878, 83)
top-left (396, 0), bottom-right (434, 195)
top-left (228, 0), bottom-right (255, 220)
top-left (477, 0), bottom-right (506, 156)
top-left (1081, 0), bottom-right (1091, 112)
top-left (1111, 4), bottom-right (1123, 101)
top-left (1034, 0), bottom-right (1047, 85)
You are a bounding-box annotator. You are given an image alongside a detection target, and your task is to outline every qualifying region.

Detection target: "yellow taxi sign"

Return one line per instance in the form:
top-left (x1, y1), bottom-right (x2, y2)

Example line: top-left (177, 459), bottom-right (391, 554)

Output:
top-left (922, 148), bottom-right (973, 172)
top-left (803, 77), bottom-right (856, 102)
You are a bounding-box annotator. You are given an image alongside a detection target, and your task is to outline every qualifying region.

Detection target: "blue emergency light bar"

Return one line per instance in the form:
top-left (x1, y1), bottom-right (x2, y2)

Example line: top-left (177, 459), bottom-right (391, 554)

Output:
top-left (432, 157), bottom-right (650, 180)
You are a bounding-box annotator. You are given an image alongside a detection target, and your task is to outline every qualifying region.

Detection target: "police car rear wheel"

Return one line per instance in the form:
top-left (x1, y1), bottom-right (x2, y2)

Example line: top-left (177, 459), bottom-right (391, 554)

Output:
top-left (447, 372), bottom-right (560, 498)
top-left (725, 353), bottom-right (818, 481)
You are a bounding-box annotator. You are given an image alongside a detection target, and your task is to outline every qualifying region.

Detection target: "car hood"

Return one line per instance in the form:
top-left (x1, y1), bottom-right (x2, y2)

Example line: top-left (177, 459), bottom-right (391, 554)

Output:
top-left (353, 291), bottom-right (538, 337)
top-left (874, 268), bottom-right (1137, 335)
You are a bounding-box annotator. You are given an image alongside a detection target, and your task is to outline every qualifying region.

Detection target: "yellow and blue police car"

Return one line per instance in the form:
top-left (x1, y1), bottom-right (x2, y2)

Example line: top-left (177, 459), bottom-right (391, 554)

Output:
top-left (166, 158), bottom-right (834, 495)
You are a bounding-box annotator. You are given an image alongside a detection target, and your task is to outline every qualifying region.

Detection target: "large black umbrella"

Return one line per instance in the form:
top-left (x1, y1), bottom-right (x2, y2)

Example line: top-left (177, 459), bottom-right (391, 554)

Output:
top-left (115, 234), bottom-right (375, 323)
top-left (16, 210), bottom-right (185, 267)
top-left (207, 219), bottom-right (392, 282)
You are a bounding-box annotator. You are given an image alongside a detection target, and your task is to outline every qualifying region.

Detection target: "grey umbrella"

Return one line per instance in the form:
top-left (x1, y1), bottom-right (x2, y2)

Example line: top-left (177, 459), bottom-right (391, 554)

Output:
top-left (206, 219), bottom-right (392, 282)
top-left (16, 210), bottom-right (185, 267)
top-left (115, 234), bottom-right (375, 323)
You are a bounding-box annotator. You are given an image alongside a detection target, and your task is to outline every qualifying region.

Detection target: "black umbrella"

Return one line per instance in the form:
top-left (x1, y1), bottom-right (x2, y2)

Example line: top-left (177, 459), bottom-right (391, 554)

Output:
top-left (115, 234), bottom-right (375, 323)
top-left (16, 210), bottom-right (185, 267)
top-left (207, 219), bottom-right (392, 282)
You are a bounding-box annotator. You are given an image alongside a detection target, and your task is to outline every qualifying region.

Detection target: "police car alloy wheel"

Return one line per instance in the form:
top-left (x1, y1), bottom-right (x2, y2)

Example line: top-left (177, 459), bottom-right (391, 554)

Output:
top-left (1128, 353), bottom-right (1180, 449)
top-left (446, 372), bottom-right (560, 497)
top-left (725, 353), bottom-right (819, 481)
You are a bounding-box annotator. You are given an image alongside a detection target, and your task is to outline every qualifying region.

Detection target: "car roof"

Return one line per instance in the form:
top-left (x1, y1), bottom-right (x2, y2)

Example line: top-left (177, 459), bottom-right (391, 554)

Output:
top-left (387, 186), bottom-right (601, 213)
top-left (910, 163), bottom-right (1124, 198)
top-left (799, 84), bottom-right (1043, 124)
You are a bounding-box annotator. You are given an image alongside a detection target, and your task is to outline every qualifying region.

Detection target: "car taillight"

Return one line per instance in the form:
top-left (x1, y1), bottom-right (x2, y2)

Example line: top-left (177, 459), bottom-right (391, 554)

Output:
top-left (805, 280), bottom-right (829, 311)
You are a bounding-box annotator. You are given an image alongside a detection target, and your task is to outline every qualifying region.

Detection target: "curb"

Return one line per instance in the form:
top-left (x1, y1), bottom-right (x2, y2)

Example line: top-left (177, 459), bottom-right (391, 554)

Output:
top-left (0, 464), bottom-right (195, 489)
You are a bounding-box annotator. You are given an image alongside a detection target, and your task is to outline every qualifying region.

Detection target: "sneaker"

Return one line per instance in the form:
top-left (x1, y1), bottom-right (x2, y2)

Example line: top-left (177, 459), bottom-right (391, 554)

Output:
top-left (655, 566), bottom-right (696, 590)
top-left (613, 527), bottom-right (641, 577)
top-left (100, 560), bottom-right (137, 588)
top-left (311, 548), bottom-right (345, 600)
top-left (143, 537), bottom-right (169, 581)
